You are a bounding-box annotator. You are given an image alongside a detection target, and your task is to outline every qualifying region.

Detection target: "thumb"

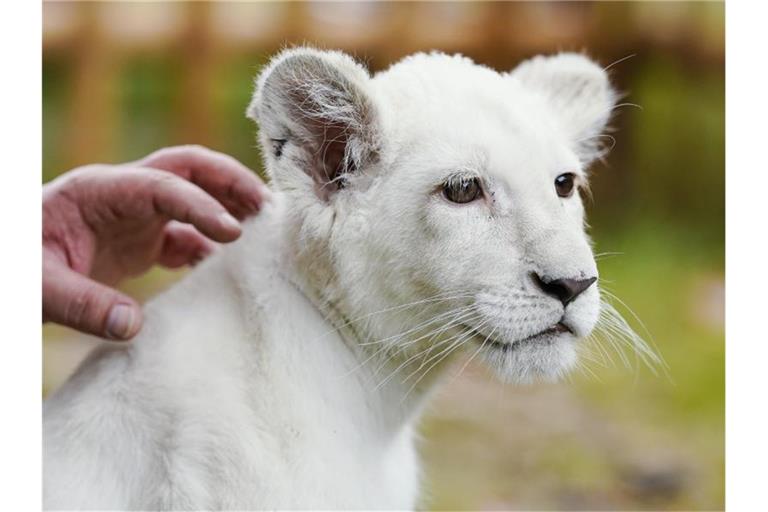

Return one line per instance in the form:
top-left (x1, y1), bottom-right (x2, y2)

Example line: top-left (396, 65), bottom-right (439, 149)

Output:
top-left (43, 262), bottom-right (142, 340)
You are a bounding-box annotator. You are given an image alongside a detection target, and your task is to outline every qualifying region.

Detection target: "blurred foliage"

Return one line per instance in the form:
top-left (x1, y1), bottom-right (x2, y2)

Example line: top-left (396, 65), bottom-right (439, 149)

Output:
top-left (43, 2), bottom-right (724, 510)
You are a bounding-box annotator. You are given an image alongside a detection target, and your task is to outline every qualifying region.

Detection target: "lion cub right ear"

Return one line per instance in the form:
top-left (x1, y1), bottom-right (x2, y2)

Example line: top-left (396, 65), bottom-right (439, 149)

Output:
top-left (510, 53), bottom-right (618, 165)
top-left (247, 48), bottom-right (380, 201)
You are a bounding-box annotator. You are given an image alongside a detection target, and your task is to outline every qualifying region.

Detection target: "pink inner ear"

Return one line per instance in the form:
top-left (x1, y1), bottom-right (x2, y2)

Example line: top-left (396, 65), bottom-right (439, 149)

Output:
top-left (313, 122), bottom-right (351, 191)
top-left (254, 49), bottom-right (379, 201)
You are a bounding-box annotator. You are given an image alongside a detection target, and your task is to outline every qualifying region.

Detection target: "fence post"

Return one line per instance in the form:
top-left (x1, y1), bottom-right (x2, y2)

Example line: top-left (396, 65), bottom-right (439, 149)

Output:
top-left (67, 1), bottom-right (118, 168)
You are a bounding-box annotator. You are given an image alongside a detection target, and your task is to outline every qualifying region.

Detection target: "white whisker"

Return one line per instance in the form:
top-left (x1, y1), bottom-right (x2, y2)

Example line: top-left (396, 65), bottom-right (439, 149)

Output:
top-left (603, 53), bottom-right (636, 71)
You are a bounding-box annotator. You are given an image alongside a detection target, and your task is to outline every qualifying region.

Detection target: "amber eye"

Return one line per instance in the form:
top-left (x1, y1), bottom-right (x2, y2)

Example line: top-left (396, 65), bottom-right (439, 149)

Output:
top-left (443, 176), bottom-right (482, 204)
top-left (555, 173), bottom-right (576, 198)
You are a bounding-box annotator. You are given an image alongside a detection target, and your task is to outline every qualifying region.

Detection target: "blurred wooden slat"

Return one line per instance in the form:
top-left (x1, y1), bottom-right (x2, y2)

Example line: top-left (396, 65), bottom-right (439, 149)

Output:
top-left (66, 2), bottom-right (118, 168)
top-left (43, 1), bottom-right (724, 172)
top-left (42, 1), bottom-right (725, 60)
top-left (174, 1), bottom-right (216, 146)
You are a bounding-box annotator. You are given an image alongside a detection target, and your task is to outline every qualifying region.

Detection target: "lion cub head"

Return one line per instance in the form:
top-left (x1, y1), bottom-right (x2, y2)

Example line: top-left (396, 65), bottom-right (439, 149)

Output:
top-left (247, 48), bottom-right (617, 384)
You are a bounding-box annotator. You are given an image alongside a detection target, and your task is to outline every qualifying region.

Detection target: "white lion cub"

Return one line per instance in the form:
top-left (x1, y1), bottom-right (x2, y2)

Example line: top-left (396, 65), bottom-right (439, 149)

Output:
top-left (44, 48), bottom-right (617, 509)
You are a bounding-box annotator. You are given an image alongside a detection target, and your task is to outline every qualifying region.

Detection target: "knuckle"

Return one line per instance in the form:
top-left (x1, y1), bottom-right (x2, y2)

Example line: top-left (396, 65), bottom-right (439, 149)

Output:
top-left (63, 289), bottom-right (101, 331)
top-left (61, 164), bottom-right (103, 190)
top-left (156, 146), bottom-right (180, 158)
top-left (152, 178), bottom-right (201, 219)
top-left (153, 171), bottom-right (179, 186)
top-left (149, 172), bottom-right (184, 194)
top-left (182, 143), bottom-right (209, 156)
top-left (145, 145), bottom-right (197, 166)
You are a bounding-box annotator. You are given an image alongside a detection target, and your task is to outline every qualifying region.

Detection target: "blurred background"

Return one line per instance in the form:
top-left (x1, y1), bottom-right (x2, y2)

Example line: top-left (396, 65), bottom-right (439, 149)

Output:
top-left (43, 1), bottom-right (724, 510)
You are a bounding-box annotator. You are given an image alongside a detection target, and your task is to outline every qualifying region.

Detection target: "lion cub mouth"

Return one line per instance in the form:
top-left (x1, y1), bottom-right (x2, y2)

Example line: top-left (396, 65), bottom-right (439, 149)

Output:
top-left (469, 322), bottom-right (573, 353)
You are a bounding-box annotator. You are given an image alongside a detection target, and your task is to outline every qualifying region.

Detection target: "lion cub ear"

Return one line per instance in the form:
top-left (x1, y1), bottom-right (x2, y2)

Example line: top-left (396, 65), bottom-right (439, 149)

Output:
top-left (247, 48), bottom-right (380, 201)
top-left (510, 53), bottom-right (618, 164)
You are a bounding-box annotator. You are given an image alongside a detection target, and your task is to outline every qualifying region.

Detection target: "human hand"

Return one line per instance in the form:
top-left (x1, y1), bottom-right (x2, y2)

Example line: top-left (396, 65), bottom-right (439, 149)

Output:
top-left (43, 145), bottom-right (270, 340)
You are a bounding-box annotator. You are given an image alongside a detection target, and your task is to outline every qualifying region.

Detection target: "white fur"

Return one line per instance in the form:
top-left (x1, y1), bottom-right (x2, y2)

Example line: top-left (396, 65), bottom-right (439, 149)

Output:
top-left (43, 48), bottom-right (616, 509)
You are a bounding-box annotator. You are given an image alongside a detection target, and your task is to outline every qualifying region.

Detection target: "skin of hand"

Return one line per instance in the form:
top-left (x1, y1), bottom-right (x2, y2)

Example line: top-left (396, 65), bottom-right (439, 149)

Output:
top-left (43, 145), bottom-right (271, 340)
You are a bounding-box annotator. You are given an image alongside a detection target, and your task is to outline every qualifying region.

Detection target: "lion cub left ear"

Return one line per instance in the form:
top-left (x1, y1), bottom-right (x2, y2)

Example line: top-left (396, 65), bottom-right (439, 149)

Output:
top-left (510, 53), bottom-right (618, 164)
top-left (247, 48), bottom-right (380, 201)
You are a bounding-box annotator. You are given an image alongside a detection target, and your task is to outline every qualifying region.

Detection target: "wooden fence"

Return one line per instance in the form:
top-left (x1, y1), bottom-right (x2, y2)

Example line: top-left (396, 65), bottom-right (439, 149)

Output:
top-left (43, 1), bottom-right (724, 176)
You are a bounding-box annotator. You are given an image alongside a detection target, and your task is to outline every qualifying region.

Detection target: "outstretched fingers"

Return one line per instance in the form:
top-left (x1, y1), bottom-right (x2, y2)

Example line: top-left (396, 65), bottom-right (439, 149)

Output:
top-left (139, 145), bottom-right (271, 219)
top-left (140, 169), bottom-right (244, 243)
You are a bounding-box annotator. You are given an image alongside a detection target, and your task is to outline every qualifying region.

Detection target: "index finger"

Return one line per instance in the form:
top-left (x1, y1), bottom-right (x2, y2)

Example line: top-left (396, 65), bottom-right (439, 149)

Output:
top-left (91, 167), bottom-right (244, 244)
top-left (138, 145), bottom-right (270, 217)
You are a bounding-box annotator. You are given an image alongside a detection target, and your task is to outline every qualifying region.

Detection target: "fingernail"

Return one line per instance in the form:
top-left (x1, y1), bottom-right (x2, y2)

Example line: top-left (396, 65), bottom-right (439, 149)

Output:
top-left (106, 304), bottom-right (135, 340)
top-left (219, 212), bottom-right (241, 232)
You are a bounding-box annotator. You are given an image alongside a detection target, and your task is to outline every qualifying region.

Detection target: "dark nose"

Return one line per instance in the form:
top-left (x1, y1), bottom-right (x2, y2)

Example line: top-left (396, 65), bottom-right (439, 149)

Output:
top-left (533, 274), bottom-right (597, 306)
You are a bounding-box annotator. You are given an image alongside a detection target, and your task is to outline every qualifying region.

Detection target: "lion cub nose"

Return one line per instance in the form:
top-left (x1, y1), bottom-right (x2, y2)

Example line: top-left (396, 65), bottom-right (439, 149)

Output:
top-left (533, 274), bottom-right (597, 306)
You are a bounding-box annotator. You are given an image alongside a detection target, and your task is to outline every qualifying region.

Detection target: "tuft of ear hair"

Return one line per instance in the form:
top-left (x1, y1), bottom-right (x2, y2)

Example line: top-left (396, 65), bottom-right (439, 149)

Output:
top-left (247, 48), bottom-right (380, 200)
top-left (510, 53), bottom-right (618, 165)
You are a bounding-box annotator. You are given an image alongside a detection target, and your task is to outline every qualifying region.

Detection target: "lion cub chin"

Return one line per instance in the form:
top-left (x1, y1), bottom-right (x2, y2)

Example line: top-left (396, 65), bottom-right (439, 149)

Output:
top-left (44, 47), bottom-right (615, 509)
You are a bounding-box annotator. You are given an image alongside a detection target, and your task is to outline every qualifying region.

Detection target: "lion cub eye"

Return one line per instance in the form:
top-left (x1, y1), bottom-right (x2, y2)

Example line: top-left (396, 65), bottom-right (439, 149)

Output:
top-left (443, 176), bottom-right (482, 204)
top-left (555, 173), bottom-right (576, 198)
